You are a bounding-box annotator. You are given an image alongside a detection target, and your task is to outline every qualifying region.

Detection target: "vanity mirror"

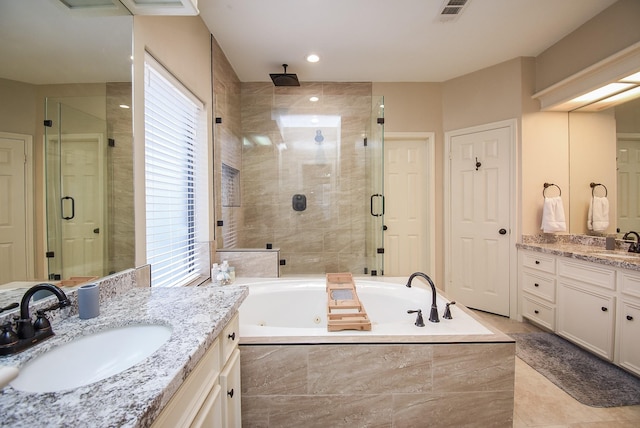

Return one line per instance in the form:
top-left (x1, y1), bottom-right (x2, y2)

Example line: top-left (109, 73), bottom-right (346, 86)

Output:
top-left (569, 93), bottom-right (640, 235)
top-left (0, 1), bottom-right (134, 311)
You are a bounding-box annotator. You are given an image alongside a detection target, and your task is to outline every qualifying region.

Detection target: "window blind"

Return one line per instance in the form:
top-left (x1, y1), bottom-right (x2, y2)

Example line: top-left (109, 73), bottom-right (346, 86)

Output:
top-left (144, 54), bottom-right (205, 288)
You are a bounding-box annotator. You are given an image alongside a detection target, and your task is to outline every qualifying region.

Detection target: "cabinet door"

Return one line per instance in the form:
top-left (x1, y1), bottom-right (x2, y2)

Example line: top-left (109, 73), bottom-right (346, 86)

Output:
top-left (618, 300), bottom-right (640, 376)
top-left (220, 349), bottom-right (241, 428)
top-left (191, 384), bottom-right (223, 428)
top-left (557, 282), bottom-right (615, 360)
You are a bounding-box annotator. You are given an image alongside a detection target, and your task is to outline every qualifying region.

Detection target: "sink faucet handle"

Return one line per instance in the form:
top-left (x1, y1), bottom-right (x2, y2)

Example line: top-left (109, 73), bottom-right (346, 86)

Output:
top-left (0, 303), bottom-right (19, 314)
top-left (33, 310), bottom-right (52, 332)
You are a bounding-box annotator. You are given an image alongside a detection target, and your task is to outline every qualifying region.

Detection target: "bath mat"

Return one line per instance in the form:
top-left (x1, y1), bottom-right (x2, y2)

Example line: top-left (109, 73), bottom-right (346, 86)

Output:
top-left (510, 332), bottom-right (640, 408)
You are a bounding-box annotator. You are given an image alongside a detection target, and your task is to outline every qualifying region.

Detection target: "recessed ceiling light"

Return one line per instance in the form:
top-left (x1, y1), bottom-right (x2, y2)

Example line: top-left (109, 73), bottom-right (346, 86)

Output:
top-left (309, 96), bottom-right (319, 102)
top-left (306, 54), bottom-right (320, 63)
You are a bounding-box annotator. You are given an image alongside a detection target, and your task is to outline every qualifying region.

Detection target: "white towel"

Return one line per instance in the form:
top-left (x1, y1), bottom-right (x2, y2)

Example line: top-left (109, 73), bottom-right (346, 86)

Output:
top-left (588, 196), bottom-right (609, 232)
top-left (540, 196), bottom-right (566, 233)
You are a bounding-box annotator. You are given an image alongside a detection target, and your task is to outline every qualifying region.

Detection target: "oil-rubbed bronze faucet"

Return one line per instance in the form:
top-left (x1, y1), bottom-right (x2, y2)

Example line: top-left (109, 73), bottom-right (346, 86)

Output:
top-left (0, 283), bottom-right (70, 355)
top-left (622, 231), bottom-right (640, 253)
top-left (405, 272), bottom-right (440, 323)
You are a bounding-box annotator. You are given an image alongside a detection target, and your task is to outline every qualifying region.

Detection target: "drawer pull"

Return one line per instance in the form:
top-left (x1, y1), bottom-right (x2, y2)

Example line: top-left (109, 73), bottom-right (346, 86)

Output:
top-left (228, 332), bottom-right (236, 341)
top-left (227, 388), bottom-right (234, 398)
top-left (534, 310), bottom-right (539, 314)
top-left (601, 307), bottom-right (608, 312)
top-left (627, 315), bottom-right (634, 321)
top-left (535, 261), bottom-right (540, 265)
top-left (534, 283), bottom-right (540, 287)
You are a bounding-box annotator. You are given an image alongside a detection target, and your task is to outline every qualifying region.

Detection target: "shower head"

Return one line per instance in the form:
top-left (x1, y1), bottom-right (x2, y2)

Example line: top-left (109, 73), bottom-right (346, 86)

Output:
top-left (270, 64), bottom-right (300, 87)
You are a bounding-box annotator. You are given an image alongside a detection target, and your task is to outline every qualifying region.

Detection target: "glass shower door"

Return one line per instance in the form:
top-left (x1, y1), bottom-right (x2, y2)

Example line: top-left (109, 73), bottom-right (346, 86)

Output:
top-left (365, 96), bottom-right (385, 275)
top-left (45, 98), bottom-right (107, 280)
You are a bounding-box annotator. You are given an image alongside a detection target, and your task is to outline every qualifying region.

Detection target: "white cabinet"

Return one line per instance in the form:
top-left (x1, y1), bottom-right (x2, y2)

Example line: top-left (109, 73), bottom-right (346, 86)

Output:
top-left (557, 281), bottom-right (615, 360)
top-left (519, 251), bottom-right (556, 330)
top-left (152, 312), bottom-right (241, 428)
top-left (617, 271), bottom-right (640, 376)
top-left (556, 258), bottom-right (616, 360)
top-left (519, 248), bottom-right (640, 376)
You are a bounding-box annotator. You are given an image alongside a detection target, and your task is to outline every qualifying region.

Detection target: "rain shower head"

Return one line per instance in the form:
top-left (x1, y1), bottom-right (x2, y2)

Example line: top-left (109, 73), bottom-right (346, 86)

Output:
top-left (270, 64), bottom-right (300, 87)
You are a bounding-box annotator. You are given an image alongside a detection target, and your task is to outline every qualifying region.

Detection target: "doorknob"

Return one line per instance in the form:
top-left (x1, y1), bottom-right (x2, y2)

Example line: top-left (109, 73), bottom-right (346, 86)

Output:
top-left (499, 228), bottom-right (507, 235)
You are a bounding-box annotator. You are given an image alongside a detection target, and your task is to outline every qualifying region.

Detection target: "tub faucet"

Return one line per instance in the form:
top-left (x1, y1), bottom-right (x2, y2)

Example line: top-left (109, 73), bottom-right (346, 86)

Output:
top-left (622, 231), bottom-right (640, 253)
top-left (405, 272), bottom-right (439, 323)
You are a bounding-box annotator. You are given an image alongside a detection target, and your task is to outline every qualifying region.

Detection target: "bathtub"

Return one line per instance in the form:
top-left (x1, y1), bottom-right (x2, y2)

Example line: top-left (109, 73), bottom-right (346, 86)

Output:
top-left (239, 278), bottom-right (492, 339)
top-left (238, 277), bottom-right (515, 427)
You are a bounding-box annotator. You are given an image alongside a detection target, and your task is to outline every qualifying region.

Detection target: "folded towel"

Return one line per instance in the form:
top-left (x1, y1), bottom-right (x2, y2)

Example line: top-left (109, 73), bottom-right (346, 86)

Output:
top-left (588, 196), bottom-right (609, 232)
top-left (541, 196), bottom-right (566, 233)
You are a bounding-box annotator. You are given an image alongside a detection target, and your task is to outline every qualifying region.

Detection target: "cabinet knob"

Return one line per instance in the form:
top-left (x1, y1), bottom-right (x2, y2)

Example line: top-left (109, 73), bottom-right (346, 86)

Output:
top-left (627, 315), bottom-right (634, 321)
top-left (534, 283), bottom-right (539, 287)
top-left (601, 307), bottom-right (608, 312)
top-left (227, 388), bottom-right (234, 398)
top-left (535, 261), bottom-right (540, 265)
top-left (534, 310), bottom-right (539, 314)
top-left (228, 332), bottom-right (236, 341)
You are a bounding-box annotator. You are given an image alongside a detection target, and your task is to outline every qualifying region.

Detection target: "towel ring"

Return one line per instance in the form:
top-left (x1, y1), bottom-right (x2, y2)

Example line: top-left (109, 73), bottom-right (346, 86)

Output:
top-left (543, 182), bottom-right (561, 197)
top-left (590, 182), bottom-right (608, 197)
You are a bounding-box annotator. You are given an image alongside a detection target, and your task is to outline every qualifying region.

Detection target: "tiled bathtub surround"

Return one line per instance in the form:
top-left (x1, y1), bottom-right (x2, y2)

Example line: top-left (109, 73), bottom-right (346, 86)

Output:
top-left (240, 342), bottom-right (515, 427)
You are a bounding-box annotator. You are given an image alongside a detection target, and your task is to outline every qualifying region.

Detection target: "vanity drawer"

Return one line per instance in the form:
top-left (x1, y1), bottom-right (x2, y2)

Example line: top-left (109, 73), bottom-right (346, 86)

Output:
top-left (619, 271), bottom-right (640, 299)
top-left (522, 295), bottom-right (555, 330)
top-left (521, 252), bottom-right (556, 274)
top-left (522, 271), bottom-right (556, 303)
top-left (557, 259), bottom-right (615, 291)
top-left (221, 312), bottom-right (239, 364)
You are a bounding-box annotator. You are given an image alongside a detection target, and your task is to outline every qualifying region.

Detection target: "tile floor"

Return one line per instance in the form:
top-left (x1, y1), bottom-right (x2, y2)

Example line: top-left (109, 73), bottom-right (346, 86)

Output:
top-left (472, 310), bottom-right (640, 427)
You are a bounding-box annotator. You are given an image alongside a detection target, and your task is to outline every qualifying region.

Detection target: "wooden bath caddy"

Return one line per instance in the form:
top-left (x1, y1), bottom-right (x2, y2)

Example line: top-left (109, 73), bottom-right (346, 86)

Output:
top-left (326, 273), bottom-right (371, 331)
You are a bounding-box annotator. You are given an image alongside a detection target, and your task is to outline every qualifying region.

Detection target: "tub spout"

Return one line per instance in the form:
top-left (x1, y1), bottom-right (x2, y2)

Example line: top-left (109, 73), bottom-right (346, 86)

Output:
top-left (405, 272), bottom-right (439, 323)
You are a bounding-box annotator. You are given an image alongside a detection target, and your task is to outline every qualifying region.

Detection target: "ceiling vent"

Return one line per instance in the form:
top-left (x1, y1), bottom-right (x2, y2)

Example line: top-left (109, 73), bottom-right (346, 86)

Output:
top-left (438, 0), bottom-right (470, 22)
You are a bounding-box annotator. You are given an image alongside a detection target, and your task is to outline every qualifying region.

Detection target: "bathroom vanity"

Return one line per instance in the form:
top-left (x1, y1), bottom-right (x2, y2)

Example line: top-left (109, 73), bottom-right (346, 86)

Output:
top-left (0, 283), bottom-right (247, 427)
top-left (518, 238), bottom-right (640, 377)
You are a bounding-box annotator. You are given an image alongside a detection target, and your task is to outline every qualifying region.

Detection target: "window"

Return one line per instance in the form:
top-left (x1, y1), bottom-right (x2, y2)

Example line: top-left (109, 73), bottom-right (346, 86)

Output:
top-left (144, 53), bottom-right (206, 287)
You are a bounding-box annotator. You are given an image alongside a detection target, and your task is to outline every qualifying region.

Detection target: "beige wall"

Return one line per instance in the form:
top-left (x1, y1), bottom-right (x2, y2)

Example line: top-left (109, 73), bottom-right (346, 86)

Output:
top-left (372, 82), bottom-right (443, 281)
top-left (132, 15), bottom-right (214, 268)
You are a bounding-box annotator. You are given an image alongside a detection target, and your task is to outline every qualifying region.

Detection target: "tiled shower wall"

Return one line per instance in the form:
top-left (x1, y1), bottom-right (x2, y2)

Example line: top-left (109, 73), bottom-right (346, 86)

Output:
top-left (106, 82), bottom-right (134, 275)
top-left (238, 82), bottom-right (373, 274)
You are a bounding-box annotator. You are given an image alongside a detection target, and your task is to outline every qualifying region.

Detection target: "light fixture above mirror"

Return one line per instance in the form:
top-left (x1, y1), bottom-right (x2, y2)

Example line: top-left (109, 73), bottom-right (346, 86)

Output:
top-left (533, 42), bottom-right (640, 112)
top-left (55, 0), bottom-right (198, 15)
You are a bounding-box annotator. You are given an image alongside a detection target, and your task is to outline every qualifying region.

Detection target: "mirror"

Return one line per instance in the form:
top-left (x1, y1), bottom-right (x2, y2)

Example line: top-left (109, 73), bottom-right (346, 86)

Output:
top-left (569, 93), bottom-right (640, 235)
top-left (0, 1), bottom-right (134, 311)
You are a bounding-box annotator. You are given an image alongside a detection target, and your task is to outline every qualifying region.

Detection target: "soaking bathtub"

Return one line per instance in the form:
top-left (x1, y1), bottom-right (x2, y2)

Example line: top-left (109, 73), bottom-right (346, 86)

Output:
top-left (237, 277), bottom-right (516, 427)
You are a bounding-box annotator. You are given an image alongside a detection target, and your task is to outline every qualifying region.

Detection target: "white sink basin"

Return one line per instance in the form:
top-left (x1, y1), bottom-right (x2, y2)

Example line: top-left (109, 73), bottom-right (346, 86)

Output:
top-left (10, 324), bottom-right (172, 393)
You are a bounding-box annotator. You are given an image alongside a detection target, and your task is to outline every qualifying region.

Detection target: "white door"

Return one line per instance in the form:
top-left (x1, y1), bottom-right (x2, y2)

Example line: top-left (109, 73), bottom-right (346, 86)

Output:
top-left (0, 135), bottom-right (28, 284)
top-left (449, 126), bottom-right (511, 316)
top-left (617, 134), bottom-right (640, 233)
top-left (60, 134), bottom-right (104, 278)
top-left (384, 138), bottom-right (430, 276)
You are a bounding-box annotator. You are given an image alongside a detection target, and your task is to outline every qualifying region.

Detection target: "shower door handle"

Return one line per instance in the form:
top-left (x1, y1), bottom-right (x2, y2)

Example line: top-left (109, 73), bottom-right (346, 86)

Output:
top-left (61, 196), bottom-right (75, 220)
top-left (370, 194), bottom-right (385, 217)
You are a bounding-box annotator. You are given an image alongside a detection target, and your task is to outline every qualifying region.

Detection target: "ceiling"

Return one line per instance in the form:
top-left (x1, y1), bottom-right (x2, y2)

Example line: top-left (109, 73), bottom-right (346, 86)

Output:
top-left (199, 0), bottom-right (618, 83)
top-left (0, 0), bottom-right (619, 85)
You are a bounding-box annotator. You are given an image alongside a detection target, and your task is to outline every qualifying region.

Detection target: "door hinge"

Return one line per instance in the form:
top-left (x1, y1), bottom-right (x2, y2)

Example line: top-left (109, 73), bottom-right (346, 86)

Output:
top-left (363, 137), bottom-right (368, 147)
top-left (43, 120), bottom-right (53, 127)
top-left (377, 117), bottom-right (384, 125)
top-left (377, 248), bottom-right (384, 254)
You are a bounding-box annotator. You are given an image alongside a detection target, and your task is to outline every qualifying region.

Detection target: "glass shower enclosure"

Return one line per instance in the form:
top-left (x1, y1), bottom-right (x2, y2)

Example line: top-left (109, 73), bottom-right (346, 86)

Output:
top-left (225, 83), bottom-right (384, 276)
top-left (44, 97), bottom-right (108, 281)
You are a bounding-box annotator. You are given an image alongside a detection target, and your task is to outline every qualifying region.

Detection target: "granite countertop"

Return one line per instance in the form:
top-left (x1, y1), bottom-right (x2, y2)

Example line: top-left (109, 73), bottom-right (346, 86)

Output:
top-left (517, 241), bottom-right (640, 272)
top-left (0, 285), bottom-right (248, 428)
